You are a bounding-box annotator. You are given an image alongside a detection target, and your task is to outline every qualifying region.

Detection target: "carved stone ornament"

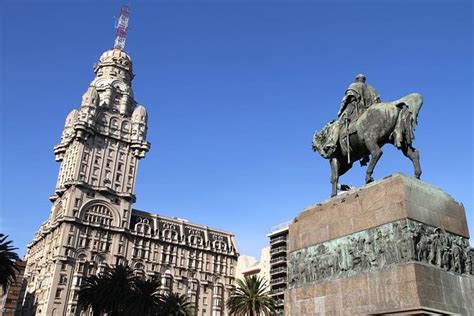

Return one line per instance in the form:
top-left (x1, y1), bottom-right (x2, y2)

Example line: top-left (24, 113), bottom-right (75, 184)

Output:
top-left (288, 219), bottom-right (473, 289)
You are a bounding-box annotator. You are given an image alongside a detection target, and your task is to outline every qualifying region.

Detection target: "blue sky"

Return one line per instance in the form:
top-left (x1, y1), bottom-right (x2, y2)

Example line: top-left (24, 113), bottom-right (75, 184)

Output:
top-left (1, 0), bottom-right (472, 258)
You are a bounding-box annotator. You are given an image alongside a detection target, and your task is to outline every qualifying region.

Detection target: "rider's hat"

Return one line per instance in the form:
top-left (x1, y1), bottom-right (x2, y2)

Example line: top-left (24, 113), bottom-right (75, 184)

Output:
top-left (355, 73), bottom-right (366, 82)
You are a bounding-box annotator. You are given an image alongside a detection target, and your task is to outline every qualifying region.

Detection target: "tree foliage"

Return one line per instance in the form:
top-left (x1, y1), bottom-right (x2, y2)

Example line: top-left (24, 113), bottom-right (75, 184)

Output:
top-left (78, 263), bottom-right (193, 316)
top-left (226, 275), bottom-right (276, 316)
top-left (0, 234), bottom-right (19, 292)
top-left (161, 292), bottom-right (194, 316)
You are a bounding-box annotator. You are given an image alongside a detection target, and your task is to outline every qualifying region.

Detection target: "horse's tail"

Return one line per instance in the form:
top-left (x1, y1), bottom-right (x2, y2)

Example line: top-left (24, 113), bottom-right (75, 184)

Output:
top-left (401, 93), bottom-right (423, 128)
top-left (392, 93), bottom-right (423, 148)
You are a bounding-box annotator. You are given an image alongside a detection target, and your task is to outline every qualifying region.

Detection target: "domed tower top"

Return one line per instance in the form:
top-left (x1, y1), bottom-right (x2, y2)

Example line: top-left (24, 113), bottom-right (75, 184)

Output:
top-left (93, 49), bottom-right (134, 81)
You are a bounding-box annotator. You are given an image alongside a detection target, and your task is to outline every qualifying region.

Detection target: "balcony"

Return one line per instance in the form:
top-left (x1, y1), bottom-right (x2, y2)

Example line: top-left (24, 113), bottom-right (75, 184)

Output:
top-left (275, 299), bottom-right (284, 307)
top-left (270, 288), bottom-right (285, 296)
top-left (270, 266), bottom-right (287, 275)
top-left (270, 256), bottom-right (286, 266)
top-left (270, 236), bottom-right (287, 245)
top-left (270, 246), bottom-right (287, 255)
top-left (270, 276), bottom-right (287, 285)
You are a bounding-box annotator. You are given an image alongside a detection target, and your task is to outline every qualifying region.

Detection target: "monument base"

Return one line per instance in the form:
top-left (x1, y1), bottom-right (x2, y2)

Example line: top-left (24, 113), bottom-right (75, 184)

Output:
top-left (285, 174), bottom-right (473, 315)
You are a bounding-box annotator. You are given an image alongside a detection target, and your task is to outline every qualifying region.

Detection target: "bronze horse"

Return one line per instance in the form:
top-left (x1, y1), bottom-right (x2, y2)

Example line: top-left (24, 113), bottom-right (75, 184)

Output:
top-left (312, 93), bottom-right (423, 197)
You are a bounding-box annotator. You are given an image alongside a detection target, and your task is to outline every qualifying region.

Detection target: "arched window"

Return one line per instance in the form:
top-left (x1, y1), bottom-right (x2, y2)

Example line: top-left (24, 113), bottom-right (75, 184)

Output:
top-left (110, 117), bottom-right (120, 136)
top-left (189, 235), bottom-right (203, 246)
top-left (213, 240), bottom-right (227, 252)
top-left (122, 121), bottom-right (130, 132)
top-left (134, 262), bottom-right (145, 271)
top-left (163, 229), bottom-right (178, 241)
top-left (83, 204), bottom-right (114, 226)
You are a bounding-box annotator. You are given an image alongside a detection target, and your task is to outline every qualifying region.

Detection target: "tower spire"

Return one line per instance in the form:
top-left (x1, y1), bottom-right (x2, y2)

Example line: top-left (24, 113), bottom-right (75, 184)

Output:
top-left (114, 5), bottom-right (130, 50)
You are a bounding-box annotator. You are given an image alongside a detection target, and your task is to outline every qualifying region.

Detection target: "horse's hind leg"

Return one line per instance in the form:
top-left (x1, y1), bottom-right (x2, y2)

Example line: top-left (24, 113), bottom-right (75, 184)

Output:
top-left (402, 145), bottom-right (422, 179)
top-left (365, 142), bottom-right (383, 184)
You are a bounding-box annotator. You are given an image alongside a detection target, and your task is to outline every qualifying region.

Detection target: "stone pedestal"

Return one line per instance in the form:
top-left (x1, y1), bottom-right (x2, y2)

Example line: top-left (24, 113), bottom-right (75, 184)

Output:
top-left (285, 174), bottom-right (474, 315)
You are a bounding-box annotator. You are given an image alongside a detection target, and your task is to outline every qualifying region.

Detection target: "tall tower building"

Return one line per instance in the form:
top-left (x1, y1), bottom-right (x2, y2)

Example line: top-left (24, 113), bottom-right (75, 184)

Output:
top-left (22, 48), bottom-right (149, 315)
top-left (21, 30), bottom-right (238, 316)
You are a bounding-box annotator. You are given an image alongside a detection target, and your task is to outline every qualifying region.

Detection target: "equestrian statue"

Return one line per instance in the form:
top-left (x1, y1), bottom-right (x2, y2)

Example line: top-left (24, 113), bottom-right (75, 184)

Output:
top-left (312, 74), bottom-right (423, 197)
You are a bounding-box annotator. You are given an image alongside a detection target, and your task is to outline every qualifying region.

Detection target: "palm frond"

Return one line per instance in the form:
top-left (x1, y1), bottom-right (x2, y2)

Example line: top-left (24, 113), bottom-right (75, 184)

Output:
top-left (0, 234), bottom-right (19, 292)
top-left (226, 275), bottom-right (276, 316)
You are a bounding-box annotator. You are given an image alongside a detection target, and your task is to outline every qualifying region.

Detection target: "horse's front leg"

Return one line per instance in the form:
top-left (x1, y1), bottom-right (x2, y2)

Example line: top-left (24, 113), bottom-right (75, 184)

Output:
top-left (365, 142), bottom-right (383, 184)
top-left (330, 158), bottom-right (340, 197)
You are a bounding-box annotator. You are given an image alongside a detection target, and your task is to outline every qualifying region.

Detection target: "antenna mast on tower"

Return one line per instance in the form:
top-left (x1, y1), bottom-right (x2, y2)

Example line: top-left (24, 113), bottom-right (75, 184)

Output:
top-left (114, 5), bottom-right (130, 50)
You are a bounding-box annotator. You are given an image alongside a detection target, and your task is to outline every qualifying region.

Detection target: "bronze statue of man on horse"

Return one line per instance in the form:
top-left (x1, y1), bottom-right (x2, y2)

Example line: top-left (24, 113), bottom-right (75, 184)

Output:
top-left (312, 74), bottom-right (423, 197)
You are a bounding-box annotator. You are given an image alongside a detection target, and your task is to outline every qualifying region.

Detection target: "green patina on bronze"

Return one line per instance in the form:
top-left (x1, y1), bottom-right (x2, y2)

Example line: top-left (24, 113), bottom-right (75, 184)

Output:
top-left (288, 219), bottom-right (473, 289)
top-left (312, 75), bottom-right (423, 197)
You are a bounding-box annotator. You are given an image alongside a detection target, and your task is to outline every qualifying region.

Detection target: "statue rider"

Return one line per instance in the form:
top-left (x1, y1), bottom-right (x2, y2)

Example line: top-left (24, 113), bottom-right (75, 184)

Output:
top-left (337, 74), bottom-right (381, 165)
top-left (317, 74), bottom-right (381, 164)
top-left (338, 74), bottom-right (380, 123)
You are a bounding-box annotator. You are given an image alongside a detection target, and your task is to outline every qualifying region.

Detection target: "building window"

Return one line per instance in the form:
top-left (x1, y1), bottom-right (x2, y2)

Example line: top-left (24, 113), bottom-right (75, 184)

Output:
top-left (59, 274), bottom-right (67, 284)
top-left (84, 204), bottom-right (114, 226)
top-left (55, 289), bottom-right (62, 299)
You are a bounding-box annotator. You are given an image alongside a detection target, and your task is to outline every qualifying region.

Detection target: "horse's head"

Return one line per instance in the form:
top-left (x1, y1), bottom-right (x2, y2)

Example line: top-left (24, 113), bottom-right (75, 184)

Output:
top-left (312, 121), bottom-right (338, 159)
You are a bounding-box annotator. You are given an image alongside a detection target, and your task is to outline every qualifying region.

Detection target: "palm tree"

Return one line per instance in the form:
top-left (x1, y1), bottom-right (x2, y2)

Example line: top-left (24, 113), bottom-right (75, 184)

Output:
top-left (124, 278), bottom-right (163, 315)
top-left (78, 264), bottom-right (137, 316)
top-left (0, 234), bottom-right (19, 292)
top-left (77, 274), bottom-right (105, 316)
top-left (161, 292), bottom-right (194, 316)
top-left (226, 275), bottom-right (276, 316)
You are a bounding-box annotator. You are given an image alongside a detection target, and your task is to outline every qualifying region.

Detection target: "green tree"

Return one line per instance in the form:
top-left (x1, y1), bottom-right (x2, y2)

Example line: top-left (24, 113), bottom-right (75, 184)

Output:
top-left (226, 275), bottom-right (276, 316)
top-left (125, 278), bottom-right (163, 315)
top-left (161, 292), bottom-right (194, 316)
top-left (77, 274), bottom-right (105, 316)
top-left (78, 264), bottom-right (137, 316)
top-left (0, 234), bottom-right (19, 292)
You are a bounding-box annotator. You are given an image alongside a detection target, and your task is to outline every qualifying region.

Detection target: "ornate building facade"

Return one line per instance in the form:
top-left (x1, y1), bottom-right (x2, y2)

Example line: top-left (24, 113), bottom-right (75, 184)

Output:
top-left (21, 49), bottom-right (239, 316)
